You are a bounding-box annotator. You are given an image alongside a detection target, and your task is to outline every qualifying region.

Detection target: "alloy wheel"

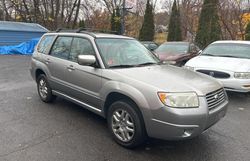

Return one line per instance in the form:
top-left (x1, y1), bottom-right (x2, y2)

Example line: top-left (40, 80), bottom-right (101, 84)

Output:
top-left (38, 78), bottom-right (48, 99)
top-left (111, 109), bottom-right (135, 142)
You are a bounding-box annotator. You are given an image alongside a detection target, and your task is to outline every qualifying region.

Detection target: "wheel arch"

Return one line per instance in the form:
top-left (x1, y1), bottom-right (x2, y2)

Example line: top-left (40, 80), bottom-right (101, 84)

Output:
top-left (103, 91), bottom-right (148, 137)
top-left (104, 92), bottom-right (141, 118)
top-left (100, 81), bottom-right (151, 117)
top-left (35, 69), bottom-right (46, 82)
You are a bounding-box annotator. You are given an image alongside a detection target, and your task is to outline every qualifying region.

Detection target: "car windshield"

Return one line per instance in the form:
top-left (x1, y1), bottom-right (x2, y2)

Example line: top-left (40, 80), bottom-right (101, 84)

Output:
top-left (155, 43), bottom-right (189, 54)
top-left (95, 38), bottom-right (159, 68)
top-left (202, 43), bottom-right (250, 59)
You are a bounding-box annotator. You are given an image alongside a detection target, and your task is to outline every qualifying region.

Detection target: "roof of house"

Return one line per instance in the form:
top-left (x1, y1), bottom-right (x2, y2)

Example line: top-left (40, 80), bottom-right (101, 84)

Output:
top-left (0, 21), bottom-right (48, 32)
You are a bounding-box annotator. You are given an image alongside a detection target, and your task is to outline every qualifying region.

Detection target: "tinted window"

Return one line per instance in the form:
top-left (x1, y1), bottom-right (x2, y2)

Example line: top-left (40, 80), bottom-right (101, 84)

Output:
top-left (50, 37), bottom-right (73, 60)
top-left (37, 35), bottom-right (55, 54)
top-left (155, 43), bottom-right (189, 54)
top-left (69, 38), bottom-right (95, 62)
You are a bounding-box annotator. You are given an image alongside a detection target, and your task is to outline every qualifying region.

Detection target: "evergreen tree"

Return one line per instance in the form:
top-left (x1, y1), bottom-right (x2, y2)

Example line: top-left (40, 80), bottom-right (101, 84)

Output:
top-left (167, 0), bottom-right (182, 41)
top-left (245, 22), bottom-right (250, 40)
top-left (195, 0), bottom-right (222, 49)
top-left (139, 0), bottom-right (155, 41)
top-left (78, 19), bottom-right (85, 28)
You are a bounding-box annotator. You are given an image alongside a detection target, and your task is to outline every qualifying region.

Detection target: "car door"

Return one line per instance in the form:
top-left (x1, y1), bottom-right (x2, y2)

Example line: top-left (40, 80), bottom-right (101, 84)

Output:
top-left (44, 36), bottom-right (73, 94)
top-left (65, 37), bottom-right (103, 111)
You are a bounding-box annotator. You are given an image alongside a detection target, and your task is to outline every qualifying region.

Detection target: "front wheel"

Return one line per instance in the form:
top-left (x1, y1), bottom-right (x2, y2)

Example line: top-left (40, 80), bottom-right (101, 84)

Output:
top-left (107, 100), bottom-right (147, 148)
top-left (37, 74), bottom-right (56, 103)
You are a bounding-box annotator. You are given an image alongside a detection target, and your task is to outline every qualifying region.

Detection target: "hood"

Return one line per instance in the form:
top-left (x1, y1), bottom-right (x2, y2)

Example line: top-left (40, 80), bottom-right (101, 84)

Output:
top-left (186, 56), bottom-right (250, 72)
top-left (112, 65), bottom-right (222, 96)
top-left (156, 52), bottom-right (188, 61)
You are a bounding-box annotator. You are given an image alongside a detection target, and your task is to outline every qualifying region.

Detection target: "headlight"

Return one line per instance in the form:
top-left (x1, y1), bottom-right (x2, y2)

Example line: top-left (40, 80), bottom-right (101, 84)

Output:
top-left (184, 66), bottom-right (195, 71)
top-left (158, 92), bottom-right (199, 108)
top-left (234, 72), bottom-right (250, 79)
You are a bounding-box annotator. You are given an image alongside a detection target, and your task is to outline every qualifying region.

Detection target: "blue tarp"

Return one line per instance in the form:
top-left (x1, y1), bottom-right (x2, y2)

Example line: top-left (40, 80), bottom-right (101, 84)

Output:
top-left (0, 38), bottom-right (40, 55)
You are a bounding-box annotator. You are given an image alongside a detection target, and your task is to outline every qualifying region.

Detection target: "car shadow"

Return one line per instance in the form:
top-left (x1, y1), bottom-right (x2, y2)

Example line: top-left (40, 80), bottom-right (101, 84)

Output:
top-left (226, 91), bottom-right (249, 98)
top-left (226, 91), bottom-right (250, 108)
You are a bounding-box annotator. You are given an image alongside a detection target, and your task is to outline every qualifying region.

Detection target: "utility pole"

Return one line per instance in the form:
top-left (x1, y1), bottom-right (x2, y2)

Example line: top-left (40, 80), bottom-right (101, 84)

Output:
top-left (121, 0), bottom-right (134, 35)
top-left (3, 10), bottom-right (6, 21)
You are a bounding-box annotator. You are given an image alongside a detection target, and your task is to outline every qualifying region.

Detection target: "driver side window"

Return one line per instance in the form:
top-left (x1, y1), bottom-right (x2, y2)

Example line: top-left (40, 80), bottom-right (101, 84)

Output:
top-left (69, 37), bottom-right (95, 62)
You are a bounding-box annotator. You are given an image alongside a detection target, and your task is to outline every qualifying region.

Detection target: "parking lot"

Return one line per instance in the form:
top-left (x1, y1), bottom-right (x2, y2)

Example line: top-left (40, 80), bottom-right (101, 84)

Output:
top-left (0, 55), bottom-right (249, 161)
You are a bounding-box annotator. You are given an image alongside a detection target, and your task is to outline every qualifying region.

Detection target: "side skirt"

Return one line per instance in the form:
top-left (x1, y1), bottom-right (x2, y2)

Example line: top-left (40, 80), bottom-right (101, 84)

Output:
top-left (52, 90), bottom-right (104, 117)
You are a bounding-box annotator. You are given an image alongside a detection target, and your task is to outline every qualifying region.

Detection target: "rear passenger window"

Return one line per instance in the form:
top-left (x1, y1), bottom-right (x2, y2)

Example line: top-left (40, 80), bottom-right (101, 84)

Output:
top-left (37, 35), bottom-right (55, 54)
top-left (69, 38), bottom-right (95, 62)
top-left (50, 37), bottom-right (73, 60)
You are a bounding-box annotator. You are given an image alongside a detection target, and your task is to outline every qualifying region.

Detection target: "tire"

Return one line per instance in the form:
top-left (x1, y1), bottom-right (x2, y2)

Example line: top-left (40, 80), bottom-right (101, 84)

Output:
top-left (107, 99), bottom-right (147, 148)
top-left (37, 74), bottom-right (56, 103)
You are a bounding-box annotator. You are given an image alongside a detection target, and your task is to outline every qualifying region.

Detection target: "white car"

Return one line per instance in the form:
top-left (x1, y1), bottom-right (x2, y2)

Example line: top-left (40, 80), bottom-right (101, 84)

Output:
top-left (185, 41), bottom-right (250, 93)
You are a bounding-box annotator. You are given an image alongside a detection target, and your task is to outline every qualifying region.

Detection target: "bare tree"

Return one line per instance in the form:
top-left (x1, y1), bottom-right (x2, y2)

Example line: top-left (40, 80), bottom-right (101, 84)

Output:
top-left (180, 0), bottom-right (202, 41)
top-left (218, 0), bottom-right (250, 40)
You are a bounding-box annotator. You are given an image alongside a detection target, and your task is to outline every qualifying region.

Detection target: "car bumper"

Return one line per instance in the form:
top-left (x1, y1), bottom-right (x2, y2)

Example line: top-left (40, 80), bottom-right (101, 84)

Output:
top-left (218, 78), bottom-right (250, 93)
top-left (191, 68), bottom-right (250, 93)
top-left (146, 97), bottom-right (228, 140)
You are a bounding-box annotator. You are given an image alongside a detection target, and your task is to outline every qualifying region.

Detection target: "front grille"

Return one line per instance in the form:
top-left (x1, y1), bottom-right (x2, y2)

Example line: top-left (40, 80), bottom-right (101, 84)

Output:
top-left (196, 70), bottom-right (230, 79)
top-left (206, 88), bottom-right (226, 110)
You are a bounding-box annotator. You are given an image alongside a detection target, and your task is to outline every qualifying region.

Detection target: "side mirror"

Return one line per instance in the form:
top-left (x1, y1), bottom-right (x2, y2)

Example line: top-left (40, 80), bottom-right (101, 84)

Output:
top-left (190, 45), bottom-right (200, 55)
top-left (78, 55), bottom-right (96, 66)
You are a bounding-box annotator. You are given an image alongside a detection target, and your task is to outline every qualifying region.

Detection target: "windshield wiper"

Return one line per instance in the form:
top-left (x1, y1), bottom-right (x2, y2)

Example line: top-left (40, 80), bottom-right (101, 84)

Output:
top-left (216, 55), bottom-right (238, 58)
top-left (202, 53), bottom-right (216, 56)
top-left (109, 65), bottom-right (135, 68)
top-left (136, 62), bottom-right (157, 66)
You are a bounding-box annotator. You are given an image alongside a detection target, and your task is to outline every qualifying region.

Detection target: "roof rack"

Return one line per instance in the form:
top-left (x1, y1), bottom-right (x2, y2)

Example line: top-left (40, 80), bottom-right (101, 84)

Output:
top-left (76, 28), bottom-right (119, 35)
top-left (53, 28), bottom-right (119, 38)
top-left (55, 28), bottom-right (76, 33)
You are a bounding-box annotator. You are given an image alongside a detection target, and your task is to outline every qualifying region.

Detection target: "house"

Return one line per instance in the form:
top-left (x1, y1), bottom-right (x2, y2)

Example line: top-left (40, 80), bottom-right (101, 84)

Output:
top-left (0, 21), bottom-right (48, 46)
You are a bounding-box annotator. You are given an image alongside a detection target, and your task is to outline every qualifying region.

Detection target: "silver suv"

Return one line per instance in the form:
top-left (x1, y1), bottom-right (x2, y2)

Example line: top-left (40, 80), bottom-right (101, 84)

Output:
top-left (30, 30), bottom-right (228, 148)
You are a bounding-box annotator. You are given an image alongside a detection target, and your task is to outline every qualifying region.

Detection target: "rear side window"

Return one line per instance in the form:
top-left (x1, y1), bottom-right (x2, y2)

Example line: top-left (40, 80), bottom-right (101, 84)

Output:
top-left (69, 37), bottom-right (95, 62)
top-left (37, 35), bottom-right (55, 54)
top-left (50, 36), bottom-right (73, 60)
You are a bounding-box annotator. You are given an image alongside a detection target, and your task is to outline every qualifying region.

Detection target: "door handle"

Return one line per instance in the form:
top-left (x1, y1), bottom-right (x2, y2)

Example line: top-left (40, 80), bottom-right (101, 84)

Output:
top-left (67, 65), bottom-right (75, 71)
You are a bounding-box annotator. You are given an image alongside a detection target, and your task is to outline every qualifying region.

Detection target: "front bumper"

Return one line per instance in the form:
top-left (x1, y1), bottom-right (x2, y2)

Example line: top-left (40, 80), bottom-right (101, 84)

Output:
top-left (219, 78), bottom-right (250, 93)
top-left (190, 67), bottom-right (250, 93)
top-left (146, 97), bottom-right (228, 140)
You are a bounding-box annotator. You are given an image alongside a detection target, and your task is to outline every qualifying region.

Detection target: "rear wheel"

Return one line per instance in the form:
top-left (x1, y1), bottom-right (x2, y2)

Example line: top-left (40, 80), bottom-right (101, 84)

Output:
top-left (107, 100), bottom-right (146, 148)
top-left (37, 74), bottom-right (56, 103)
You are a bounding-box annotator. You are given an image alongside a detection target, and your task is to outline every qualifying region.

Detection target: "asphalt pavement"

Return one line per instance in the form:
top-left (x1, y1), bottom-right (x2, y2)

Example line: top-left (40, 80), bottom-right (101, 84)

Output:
top-left (0, 55), bottom-right (249, 161)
